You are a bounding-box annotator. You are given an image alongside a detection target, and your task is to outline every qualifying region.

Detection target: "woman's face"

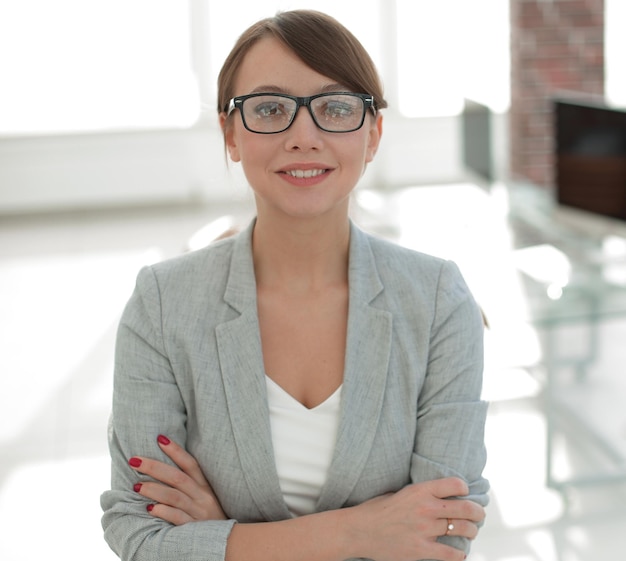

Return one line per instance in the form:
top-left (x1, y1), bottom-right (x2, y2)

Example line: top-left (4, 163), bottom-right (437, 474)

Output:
top-left (221, 36), bottom-right (383, 222)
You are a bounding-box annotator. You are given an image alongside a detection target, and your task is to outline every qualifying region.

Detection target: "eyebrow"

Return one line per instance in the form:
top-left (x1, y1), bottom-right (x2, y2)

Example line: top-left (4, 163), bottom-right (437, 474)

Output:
top-left (249, 83), bottom-right (350, 95)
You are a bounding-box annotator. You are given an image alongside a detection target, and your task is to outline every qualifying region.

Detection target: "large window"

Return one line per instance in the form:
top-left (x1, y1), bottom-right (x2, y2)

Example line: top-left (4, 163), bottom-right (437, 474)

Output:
top-left (0, 0), bottom-right (510, 135)
top-left (606, 0), bottom-right (626, 106)
top-left (396, 0), bottom-right (510, 117)
top-left (2, 0), bottom-right (624, 136)
top-left (0, 0), bottom-right (199, 134)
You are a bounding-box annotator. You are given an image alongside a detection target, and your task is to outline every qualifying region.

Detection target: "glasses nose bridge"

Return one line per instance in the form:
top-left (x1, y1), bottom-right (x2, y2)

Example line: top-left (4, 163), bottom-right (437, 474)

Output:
top-left (290, 95), bottom-right (320, 129)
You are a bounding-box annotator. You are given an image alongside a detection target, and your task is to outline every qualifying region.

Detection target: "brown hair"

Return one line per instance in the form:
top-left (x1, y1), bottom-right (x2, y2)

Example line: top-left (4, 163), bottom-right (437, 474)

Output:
top-left (217, 10), bottom-right (388, 120)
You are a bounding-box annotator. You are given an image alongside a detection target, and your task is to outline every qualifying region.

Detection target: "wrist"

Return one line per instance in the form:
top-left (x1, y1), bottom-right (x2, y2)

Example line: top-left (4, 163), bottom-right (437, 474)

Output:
top-left (335, 503), bottom-right (371, 560)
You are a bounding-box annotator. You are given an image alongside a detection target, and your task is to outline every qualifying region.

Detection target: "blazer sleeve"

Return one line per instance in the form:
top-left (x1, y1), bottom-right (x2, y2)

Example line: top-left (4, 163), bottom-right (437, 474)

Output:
top-left (100, 265), bottom-right (237, 561)
top-left (410, 260), bottom-right (489, 555)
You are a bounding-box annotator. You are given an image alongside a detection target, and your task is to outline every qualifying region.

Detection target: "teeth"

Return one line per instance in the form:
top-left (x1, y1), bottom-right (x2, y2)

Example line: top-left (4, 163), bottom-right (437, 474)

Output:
top-left (286, 169), bottom-right (326, 178)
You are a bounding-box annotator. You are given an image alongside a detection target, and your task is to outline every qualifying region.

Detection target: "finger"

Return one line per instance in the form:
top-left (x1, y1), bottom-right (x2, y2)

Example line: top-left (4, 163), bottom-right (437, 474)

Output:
top-left (440, 498), bottom-right (485, 524)
top-left (437, 501), bottom-right (484, 527)
top-left (156, 436), bottom-right (211, 488)
top-left (428, 477), bottom-right (470, 499)
top-left (442, 518), bottom-right (479, 540)
top-left (128, 456), bottom-right (198, 498)
top-left (146, 502), bottom-right (193, 526)
top-left (134, 481), bottom-right (195, 516)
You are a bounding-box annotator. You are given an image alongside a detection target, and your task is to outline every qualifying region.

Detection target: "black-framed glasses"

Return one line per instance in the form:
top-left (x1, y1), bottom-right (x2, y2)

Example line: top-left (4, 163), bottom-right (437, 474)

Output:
top-left (226, 92), bottom-right (376, 134)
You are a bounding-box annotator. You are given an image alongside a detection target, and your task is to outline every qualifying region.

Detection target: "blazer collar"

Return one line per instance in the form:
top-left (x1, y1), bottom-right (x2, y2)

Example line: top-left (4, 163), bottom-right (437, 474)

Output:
top-left (222, 219), bottom-right (385, 309)
top-left (222, 219), bottom-right (258, 314)
top-left (217, 219), bottom-right (393, 517)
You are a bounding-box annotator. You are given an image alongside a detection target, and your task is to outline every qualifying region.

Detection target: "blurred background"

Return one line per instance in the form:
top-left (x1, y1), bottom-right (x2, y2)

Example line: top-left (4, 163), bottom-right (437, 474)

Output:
top-left (1, 1), bottom-right (625, 559)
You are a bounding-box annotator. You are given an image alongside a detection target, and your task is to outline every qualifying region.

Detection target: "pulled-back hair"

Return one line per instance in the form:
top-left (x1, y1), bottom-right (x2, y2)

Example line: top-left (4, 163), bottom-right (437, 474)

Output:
top-left (217, 10), bottom-right (388, 118)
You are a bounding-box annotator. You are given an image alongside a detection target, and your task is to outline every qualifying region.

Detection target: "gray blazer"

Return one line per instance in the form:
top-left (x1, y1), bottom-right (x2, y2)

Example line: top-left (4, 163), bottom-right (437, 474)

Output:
top-left (101, 220), bottom-right (489, 561)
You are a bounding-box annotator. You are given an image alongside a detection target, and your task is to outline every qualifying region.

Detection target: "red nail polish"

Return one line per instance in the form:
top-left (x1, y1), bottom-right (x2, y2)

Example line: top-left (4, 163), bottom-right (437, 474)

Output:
top-left (128, 457), bottom-right (142, 468)
top-left (157, 435), bottom-right (170, 445)
top-left (147, 504), bottom-right (154, 512)
top-left (133, 483), bottom-right (142, 493)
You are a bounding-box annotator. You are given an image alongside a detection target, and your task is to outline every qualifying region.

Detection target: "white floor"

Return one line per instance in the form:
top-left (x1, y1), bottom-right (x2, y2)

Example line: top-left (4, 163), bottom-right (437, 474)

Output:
top-left (1, 183), bottom-right (625, 560)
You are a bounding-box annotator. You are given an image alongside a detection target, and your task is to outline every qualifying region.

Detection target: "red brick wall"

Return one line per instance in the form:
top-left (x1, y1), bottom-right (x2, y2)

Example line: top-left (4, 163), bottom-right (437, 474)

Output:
top-left (510, 0), bottom-right (605, 187)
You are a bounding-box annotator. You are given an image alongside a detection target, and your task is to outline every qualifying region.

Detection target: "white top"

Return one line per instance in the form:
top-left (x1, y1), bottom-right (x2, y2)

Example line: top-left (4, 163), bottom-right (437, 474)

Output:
top-left (265, 376), bottom-right (342, 516)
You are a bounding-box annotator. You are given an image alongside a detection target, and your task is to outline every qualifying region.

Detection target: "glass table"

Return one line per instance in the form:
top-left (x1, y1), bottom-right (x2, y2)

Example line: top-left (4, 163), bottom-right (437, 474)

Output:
top-left (507, 182), bottom-right (626, 495)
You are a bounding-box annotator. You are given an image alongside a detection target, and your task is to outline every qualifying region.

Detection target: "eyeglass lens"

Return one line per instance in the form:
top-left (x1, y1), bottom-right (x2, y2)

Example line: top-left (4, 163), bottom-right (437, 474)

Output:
top-left (241, 94), bottom-right (366, 133)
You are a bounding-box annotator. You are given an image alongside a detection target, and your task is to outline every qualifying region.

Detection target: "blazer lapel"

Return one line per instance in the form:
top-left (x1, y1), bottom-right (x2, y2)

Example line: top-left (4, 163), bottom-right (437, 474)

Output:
top-left (317, 223), bottom-right (393, 511)
top-left (215, 221), bottom-right (291, 521)
top-left (215, 221), bottom-right (393, 517)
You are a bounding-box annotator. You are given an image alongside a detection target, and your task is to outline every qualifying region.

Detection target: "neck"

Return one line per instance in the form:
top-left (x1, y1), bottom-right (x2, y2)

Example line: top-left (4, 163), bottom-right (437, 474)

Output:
top-left (252, 214), bottom-right (351, 293)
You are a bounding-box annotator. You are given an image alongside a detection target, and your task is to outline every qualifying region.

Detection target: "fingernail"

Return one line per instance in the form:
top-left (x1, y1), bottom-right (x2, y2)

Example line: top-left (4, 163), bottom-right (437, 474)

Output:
top-left (147, 504), bottom-right (155, 512)
top-left (157, 435), bottom-right (171, 445)
top-left (128, 457), bottom-right (142, 468)
top-left (133, 483), bottom-right (142, 493)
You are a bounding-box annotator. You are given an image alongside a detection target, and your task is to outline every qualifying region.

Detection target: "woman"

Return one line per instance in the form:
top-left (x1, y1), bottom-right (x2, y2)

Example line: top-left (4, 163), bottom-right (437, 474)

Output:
top-left (101, 10), bottom-right (489, 561)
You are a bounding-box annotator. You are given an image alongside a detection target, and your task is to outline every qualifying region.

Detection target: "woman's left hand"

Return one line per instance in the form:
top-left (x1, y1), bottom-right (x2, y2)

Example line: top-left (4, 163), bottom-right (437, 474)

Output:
top-left (128, 435), bottom-right (227, 525)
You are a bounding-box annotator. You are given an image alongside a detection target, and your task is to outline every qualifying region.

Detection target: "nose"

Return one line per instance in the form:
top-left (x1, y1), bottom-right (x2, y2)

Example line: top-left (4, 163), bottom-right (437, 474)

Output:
top-left (284, 106), bottom-right (323, 151)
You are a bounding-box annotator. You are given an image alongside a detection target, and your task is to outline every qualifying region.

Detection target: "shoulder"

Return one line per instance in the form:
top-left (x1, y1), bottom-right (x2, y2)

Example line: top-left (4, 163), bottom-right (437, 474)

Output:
top-left (150, 235), bottom-right (237, 283)
top-left (356, 226), bottom-right (459, 285)
top-left (130, 233), bottom-right (242, 312)
top-left (355, 226), bottom-right (477, 315)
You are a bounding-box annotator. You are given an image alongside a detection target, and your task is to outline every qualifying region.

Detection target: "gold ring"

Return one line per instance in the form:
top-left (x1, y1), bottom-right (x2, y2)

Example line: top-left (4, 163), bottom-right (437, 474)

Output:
top-left (445, 519), bottom-right (455, 535)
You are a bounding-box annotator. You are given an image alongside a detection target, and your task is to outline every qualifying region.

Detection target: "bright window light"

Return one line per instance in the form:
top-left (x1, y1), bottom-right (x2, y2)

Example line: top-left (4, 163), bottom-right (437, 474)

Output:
top-left (396, 0), bottom-right (510, 117)
top-left (206, 1), bottom-right (380, 104)
top-left (0, 0), bottom-right (516, 132)
top-left (0, 0), bottom-right (199, 135)
top-left (606, 0), bottom-right (626, 106)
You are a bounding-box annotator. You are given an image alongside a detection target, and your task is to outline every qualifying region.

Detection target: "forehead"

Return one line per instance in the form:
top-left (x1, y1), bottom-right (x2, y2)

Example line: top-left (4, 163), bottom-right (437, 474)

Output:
top-left (233, 36), bottom-right (339, 96)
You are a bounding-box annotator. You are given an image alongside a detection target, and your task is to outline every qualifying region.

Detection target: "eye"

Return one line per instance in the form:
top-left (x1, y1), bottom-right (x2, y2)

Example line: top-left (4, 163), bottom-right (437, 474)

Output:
top-left (253, 101), bottom-right (288, 120)
top-left (324, 100), bottom-right (357, 118)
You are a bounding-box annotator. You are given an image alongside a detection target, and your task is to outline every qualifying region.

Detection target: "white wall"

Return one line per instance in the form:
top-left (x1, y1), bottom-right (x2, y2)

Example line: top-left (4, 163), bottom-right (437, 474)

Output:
top-left (0, 114), bottom-right (473, 214)
top-left (0, 128), bottom-right (226, 213)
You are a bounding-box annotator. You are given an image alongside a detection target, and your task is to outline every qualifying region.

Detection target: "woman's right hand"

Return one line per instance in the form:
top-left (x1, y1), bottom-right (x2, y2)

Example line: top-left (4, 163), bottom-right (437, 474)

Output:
top-left (129, 435), bottom-right (227, 525)
top-left (348, 477), bottom-right (484, 561)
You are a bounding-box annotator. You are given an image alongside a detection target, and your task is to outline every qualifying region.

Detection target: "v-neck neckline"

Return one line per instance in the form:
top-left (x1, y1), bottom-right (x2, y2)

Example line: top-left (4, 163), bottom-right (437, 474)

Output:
top-left (265, 375), bottom-right (342, 412)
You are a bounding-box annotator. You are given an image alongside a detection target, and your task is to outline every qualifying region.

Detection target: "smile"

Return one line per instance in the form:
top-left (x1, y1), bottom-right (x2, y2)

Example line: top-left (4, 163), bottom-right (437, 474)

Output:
top-left (284, 169), bottom-right (328, 179)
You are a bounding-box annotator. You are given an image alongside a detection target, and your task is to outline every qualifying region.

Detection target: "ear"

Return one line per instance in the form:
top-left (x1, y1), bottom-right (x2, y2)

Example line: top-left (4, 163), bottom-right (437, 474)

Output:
top-left (220, 113), bottom-right (241, 163)
top-left (365, 113), bottom-right (383, 163)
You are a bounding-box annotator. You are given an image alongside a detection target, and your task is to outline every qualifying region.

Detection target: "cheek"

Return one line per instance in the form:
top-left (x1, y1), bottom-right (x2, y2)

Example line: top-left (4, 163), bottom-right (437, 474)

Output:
top-left (341, 135), bottom-right (375, 169)
top-left (238, 138), bottom-right (272, 167)
top-left (236, 140), bottom-right (280, 187)
top-left (225, 118), bottom-right (275, 163)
